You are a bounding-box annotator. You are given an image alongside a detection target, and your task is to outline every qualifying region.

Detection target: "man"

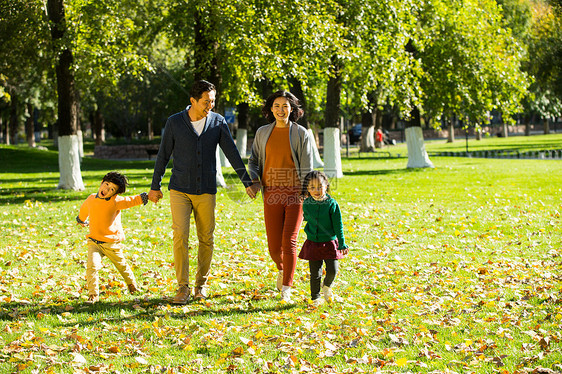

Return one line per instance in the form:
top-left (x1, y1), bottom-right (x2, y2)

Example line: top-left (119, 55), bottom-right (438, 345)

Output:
top-left (148, 80), bottom-right (257, 304)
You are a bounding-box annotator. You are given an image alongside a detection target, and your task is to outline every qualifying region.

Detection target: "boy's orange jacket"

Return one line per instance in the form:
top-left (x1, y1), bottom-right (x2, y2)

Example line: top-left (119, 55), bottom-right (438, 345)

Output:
top-left (78, 194), bottom-right (144, 243)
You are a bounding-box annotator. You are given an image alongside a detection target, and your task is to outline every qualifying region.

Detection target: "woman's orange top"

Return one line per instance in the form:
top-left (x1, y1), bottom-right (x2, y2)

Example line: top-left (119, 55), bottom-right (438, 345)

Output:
top-left (263, 126), bottom-right (300, 187)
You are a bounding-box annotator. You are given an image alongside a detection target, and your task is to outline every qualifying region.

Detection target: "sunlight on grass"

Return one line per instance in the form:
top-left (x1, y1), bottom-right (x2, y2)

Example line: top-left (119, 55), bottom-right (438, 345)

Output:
top-left (1, 144), bottom-right (561, 373)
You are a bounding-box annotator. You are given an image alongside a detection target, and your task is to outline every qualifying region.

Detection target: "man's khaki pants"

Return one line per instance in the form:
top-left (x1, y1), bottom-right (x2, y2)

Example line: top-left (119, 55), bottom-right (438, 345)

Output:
top-left (169, 190), bottom-right (216, 289)
top-left (86, 240), bottom-right (137, 297)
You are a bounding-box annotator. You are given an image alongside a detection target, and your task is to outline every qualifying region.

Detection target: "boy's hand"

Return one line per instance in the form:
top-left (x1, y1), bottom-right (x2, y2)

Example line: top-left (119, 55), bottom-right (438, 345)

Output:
top-left (77, 222), bottom-right (88, 227)
top-left (148, 189), bottom-right (163, 204)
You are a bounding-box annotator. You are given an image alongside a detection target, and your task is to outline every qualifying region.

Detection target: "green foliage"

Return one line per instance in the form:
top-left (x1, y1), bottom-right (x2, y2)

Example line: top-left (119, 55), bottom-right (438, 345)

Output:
top-left (523, 0), bottom-right (562, 117)
top-left (0, 0), bottom-right (54, 114)
top-left (416, 0), bottom-right (529, 123)
top-left (2, 0), bottom-right (561, 139)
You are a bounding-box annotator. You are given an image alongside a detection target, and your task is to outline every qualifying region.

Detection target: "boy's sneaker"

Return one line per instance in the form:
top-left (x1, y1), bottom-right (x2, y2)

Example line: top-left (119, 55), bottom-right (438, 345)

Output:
top-left (322, 285), bottom-right (333, 302)
top-left (280, 286), bottom-right (293, 304)
top-left (128, 284), bottom-right (139, 294)
top-left (276, 271), bottom-right (283, 291)
top-left (193, 286), bottom-right (208, 300)
top-left (173, 285), bottom-right (190, 304)
top-left (312, 298), bottom-right (324, 307)
top-left (86, 295), bottom-right (99, 304)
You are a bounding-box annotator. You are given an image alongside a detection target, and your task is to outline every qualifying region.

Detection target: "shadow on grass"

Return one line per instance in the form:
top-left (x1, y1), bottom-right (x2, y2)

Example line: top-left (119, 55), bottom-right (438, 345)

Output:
top-left (0, 291), bottom-right (298, 324)
top-left (342, 167), bottom-right (432, 177)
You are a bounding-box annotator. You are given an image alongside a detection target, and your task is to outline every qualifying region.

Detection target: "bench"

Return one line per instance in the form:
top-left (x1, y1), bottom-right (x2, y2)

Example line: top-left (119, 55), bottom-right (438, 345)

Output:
top-left (146, 148), bottom-right (159, 160)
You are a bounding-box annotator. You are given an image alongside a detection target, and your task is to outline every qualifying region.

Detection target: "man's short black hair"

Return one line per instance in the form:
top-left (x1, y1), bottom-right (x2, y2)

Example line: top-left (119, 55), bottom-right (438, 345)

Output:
top-left (189, 80), bottom-right (216, 101)
top-left (102, 171), bottom-right (128, 195)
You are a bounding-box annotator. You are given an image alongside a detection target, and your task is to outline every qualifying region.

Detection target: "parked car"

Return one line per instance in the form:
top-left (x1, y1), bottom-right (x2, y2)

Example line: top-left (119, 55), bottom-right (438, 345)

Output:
top-left (348, 124), bottom-right (362, 144)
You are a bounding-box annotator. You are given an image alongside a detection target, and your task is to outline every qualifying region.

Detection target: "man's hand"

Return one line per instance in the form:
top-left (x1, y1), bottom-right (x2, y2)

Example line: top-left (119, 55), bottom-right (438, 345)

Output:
top-left (148, 189), bottom-right (163, 204)
top-left (245, 182), bottom-right (261, 199)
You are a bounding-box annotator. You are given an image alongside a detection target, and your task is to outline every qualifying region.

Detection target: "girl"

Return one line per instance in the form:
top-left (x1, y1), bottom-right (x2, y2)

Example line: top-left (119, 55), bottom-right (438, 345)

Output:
top-left (298, 171), bottom-right (349, 306)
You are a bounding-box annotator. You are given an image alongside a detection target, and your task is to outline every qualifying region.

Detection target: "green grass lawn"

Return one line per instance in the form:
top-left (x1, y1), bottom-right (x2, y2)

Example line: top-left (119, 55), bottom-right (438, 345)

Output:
top-left (0, 143), bottom-right (561, 373)
top-left (349, 132), bottom-right (562, 158)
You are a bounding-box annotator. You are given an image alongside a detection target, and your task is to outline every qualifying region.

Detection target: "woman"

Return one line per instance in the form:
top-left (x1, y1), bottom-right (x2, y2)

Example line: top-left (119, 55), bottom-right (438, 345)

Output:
top-left (248, 90), bottom-right (313, 303)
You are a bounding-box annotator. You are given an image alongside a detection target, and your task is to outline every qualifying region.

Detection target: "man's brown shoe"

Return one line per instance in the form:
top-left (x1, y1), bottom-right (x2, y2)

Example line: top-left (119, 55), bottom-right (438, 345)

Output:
top-left (173, 285), bottom-right (190, 304)
top-left (193, 286), bottom-right (208, 300)
top-left (128, 284), bottom-right (139, 294)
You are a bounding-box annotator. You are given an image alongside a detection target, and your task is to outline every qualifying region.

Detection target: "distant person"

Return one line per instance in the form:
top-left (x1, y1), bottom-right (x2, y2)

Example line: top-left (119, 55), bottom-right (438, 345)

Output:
top-left (76, 172), bottom-right (150, 304)
top-left (375, 128), bottom-right (384, 148)
top-left (248, 90), bottom-right (313, 303)
top-left (148, 80), bottom-right (256, 304)
top-left (298, 171), bottom-right (349, 306)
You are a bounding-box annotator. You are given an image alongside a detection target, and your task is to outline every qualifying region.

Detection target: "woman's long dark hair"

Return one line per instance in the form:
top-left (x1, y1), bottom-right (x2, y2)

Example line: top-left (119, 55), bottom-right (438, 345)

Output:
top-left (261, 90), bottom-right (304, 123)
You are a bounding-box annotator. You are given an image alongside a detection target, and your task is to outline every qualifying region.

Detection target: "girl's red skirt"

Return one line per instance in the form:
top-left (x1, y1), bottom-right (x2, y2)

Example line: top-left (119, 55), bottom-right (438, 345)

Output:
top-left (298, 239), bottom-right (345, 261)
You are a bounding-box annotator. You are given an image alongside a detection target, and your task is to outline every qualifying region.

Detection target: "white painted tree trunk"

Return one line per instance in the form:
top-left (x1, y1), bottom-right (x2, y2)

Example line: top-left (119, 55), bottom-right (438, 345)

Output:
top-left (58, 135), bottom-right (85, 190)
top-left (323, 127), bottom-right (343, 178)
top-left (219, 147), bottom-right (231, 167)
top-left (216, 147), bottom-right (226, 187)
top-left (406, 127), bottom-right (434, 168)
top-left (363, 126), bottom-right (375, 150)
top-left (307, 129), bottom-right (324, 168)
top-left (236, 128), bottom-right (248, 157)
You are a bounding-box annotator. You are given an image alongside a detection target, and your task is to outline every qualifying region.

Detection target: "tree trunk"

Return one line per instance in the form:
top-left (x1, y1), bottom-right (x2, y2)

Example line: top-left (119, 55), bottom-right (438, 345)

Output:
top-left (447, 115), bottom-right (455, 143)
top-left (0, 114), bottom-right (4, 144)
top-left (406, 107), bottom-right (433, 168)
top-left (307, 128), bottom-right (324, 168)
top-left (9, 97), bottom-right (17, 145)
top-left (26, 103), bottom-right (35, 147)
top-left (502, 123), bottom-right (509, 137)
top-left (193, 6), bottom-right (221, 106)
top-left (543, 118), bottom-right (550, 134)
top-left (147, 117), bottom-right (154, 141)
top-left (360, 109), bottom-right (375, 152)
top-left (93, 108), bottom-right (105, 146)
top-left (524, 114), bottom-right (531, 136)
top-left (215, 147), bottom-right (226, 188)
top-left (47, 0), bottom-right (84, 190)
top-left (289, 77), bottom-right (308, 128)
top-left (324, 58), bottom-right (343, 178)
top-left (475, 127), bottom-right (482, 140)
top-left (236, 102), bottom-right (249, 157)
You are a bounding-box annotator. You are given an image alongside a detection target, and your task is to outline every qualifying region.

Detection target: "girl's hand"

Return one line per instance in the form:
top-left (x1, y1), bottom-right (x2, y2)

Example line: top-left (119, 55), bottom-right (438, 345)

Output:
top-left (339, 247), bottom-right (349, 255)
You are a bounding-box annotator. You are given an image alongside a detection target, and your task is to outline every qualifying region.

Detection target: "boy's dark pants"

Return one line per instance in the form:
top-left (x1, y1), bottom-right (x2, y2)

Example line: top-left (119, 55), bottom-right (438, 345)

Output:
top-left (309, 259), bottom-right (339, 300)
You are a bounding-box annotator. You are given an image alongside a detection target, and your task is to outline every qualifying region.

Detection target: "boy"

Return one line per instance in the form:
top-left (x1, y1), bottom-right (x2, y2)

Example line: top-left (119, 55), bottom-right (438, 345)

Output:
top-left (77, 171), bottom-right (149, 303)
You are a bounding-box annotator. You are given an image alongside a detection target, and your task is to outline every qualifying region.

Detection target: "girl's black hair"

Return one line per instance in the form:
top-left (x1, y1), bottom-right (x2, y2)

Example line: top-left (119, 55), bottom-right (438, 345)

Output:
top-left (102, 171), bottom-right (128, 195)
top-left (261, 90), bottom-right (304, 123)
top-left (301, 170), bottom-right (330, 197)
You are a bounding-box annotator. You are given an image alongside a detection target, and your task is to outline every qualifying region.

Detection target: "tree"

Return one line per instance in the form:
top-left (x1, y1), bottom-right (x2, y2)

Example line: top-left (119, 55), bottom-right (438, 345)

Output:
top-left (0, 0), bottom-right (53, 146)
top-left (522, 0), bottom-right (562, 132)
top-left (47, 0), bottom-right (84, 190)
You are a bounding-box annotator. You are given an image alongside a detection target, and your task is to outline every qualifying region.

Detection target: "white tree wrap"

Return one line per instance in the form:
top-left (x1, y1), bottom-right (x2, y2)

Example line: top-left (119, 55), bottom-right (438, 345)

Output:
top-left (58, 135), bottom-right (85, 190)
top-left (406, 126), bottom-right (434, 168)
top-left (323, 127), bottom-right (343, 178)
top-left (307, 129), bottom-right (324, 168)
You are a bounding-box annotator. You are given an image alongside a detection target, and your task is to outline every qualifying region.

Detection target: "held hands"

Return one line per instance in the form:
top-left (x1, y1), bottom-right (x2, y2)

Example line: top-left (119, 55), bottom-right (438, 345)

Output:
top-left (245, 182), bottom-right (261, 199)
top-left (148, 189), bottom-right (163, 204)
